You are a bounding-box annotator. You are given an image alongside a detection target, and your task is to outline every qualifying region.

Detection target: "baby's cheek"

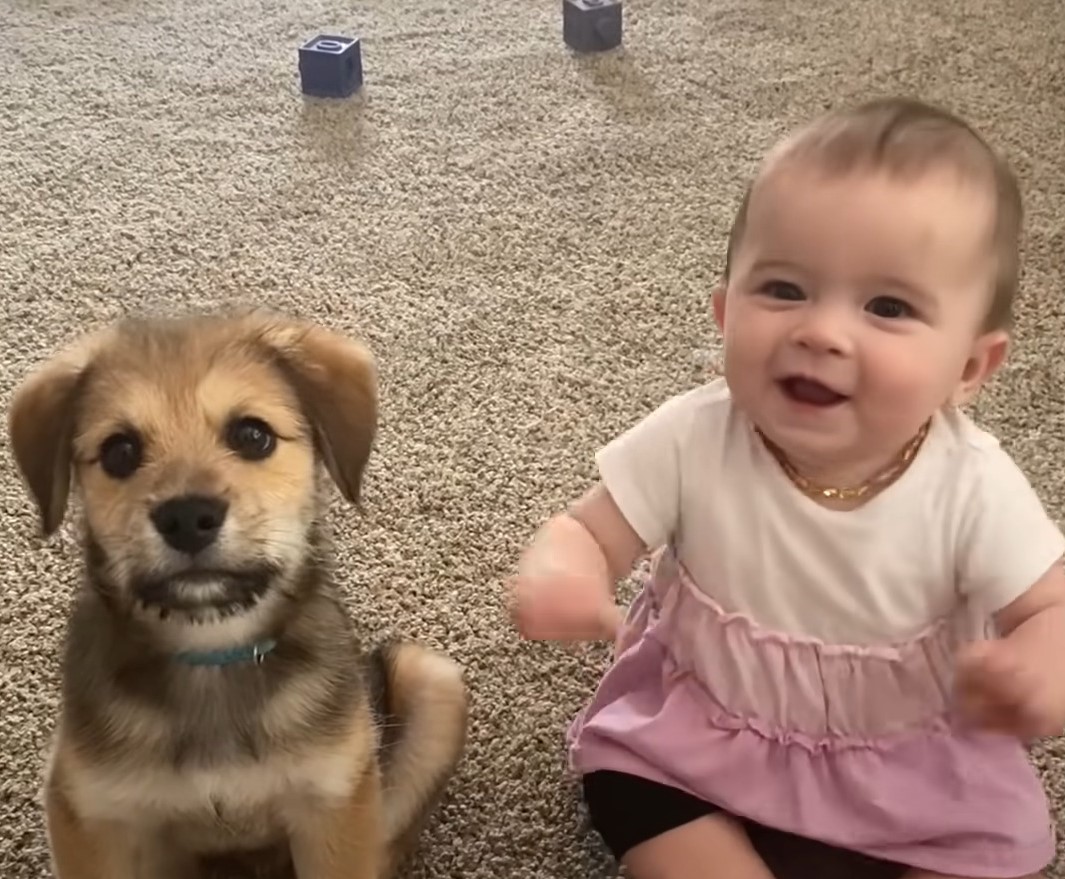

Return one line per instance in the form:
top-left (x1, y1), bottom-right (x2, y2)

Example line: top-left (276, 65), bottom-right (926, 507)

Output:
top-left (864, 340), bottom-right (941, 396)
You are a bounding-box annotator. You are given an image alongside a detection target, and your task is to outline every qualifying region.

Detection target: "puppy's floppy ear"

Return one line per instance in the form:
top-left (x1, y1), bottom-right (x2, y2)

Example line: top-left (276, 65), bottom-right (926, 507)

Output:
top-left (7, 338), bottom-right (100, 536)
top-left (253, 315), bottom-right (379, 504)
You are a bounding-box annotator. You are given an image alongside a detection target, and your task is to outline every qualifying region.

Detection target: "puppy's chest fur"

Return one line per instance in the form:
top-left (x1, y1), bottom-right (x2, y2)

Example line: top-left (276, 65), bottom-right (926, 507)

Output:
top-left (58, 592), bottom-right (373, 854)
top-left (72, 736), bottom-right (363, 850)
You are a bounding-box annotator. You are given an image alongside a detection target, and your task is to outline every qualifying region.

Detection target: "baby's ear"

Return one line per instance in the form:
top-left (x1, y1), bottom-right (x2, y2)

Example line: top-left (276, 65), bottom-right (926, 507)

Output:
top-left (711, 284), bottom-right (728, 332)
top-left (952, 329), bottom-right (1009, 407)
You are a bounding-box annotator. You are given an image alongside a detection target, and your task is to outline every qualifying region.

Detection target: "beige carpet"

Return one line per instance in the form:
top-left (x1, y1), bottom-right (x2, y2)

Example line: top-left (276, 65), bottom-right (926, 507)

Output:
top-left (3, 0), bottom-right (1065, 876)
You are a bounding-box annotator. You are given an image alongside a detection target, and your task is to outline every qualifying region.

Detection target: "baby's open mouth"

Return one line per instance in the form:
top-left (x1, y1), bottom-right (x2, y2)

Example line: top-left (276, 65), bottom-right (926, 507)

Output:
top-left (779, 376), bottom-right (849, 407)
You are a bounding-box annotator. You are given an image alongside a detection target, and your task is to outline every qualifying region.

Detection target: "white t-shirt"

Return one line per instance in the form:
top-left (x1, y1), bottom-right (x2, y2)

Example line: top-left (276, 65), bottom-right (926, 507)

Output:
top-left (597, 378), bottom-right (1065, 645)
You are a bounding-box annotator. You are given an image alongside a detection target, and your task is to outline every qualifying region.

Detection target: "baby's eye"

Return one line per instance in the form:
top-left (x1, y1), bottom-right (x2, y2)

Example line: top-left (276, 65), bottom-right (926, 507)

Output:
top-left (759, 280), bottom-right (805, 301)
top-left (866, 296), bottom-right (915, 320)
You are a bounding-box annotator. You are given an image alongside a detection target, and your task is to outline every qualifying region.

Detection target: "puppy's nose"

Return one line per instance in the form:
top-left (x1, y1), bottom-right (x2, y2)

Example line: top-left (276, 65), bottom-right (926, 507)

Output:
top-left (150, 495), bottom-right (229, 555)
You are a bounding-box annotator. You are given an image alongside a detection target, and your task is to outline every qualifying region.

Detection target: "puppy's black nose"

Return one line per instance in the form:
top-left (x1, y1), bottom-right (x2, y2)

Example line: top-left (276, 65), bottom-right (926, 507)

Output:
top-left (150, 495), bottom-right (229, 555)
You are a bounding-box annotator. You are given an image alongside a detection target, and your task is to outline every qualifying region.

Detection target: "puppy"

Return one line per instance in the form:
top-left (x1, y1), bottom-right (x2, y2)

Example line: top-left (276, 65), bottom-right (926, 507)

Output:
top-left (7, 309), bottom-right (469, 879)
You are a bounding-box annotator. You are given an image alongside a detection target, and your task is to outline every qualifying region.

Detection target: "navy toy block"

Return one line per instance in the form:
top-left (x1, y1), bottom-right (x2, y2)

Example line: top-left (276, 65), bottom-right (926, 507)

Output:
top-left (299, 34), bottom-right (363, 98)
top-left (563, 0), bottom-right (623, 53)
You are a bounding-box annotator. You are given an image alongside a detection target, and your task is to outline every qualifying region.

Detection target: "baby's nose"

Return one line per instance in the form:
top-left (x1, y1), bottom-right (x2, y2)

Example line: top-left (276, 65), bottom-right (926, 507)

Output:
top-left (791, 308), bottom-right (853, 356)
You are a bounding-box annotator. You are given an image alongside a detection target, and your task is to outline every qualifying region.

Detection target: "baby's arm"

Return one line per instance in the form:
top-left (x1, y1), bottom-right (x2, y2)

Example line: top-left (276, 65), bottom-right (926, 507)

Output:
top-left (993, 556), bottom-right (1065, 657)
top-left (956, 556), bottom-right (1065, 739)
top-left (512, 387), bottom-right (697, 641)
top-left (511, 483), bottom-right (647, 642)
top-left (950, 441), bottom-right (1065, 740)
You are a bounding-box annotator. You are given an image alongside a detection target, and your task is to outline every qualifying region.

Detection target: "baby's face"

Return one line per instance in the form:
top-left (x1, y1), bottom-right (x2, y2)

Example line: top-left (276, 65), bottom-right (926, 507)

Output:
top-left (715, 162), bottom-right (1005, 476)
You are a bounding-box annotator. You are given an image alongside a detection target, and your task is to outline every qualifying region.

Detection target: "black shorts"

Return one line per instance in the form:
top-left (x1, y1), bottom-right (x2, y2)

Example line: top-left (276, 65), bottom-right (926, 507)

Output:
top-left (581, 770), bottom-right (908, 879)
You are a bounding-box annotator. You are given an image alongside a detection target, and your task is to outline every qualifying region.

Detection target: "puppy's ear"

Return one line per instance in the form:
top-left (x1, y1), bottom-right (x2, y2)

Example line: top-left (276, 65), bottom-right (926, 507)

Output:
top-left (254, 317), bottom-right (379, 505)
top-left (7, 344), bottom-right (97, 536)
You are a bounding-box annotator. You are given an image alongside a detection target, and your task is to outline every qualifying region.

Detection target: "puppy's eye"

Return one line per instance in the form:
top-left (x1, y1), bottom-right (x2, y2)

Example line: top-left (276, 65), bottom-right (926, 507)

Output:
top-left (99, 432), bottom-right (143, 479)
top-left (226, 417), bottom-right (277, 461)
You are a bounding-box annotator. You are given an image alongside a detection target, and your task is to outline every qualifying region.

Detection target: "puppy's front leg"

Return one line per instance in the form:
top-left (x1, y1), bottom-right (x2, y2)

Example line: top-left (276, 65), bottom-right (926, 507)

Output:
top-left (44, 779), bottom-right (139, 879)
top-left (289, 766), bottom-right (384, 879)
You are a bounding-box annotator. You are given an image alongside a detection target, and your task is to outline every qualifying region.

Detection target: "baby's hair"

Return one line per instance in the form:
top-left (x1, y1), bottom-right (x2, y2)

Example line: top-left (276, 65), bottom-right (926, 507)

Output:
top-left (723, 97), bottom-right (1023, 331)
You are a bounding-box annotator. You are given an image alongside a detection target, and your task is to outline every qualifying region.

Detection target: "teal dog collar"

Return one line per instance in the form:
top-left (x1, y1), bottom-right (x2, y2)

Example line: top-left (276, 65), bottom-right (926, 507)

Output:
top-left (173, 638), bottom-right (277, 667)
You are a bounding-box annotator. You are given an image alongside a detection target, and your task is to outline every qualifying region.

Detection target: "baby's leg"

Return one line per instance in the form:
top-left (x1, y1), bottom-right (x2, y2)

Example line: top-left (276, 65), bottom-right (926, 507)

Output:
top-left (622, 813), bottom-right (775, 879)
top-left (581, 770), bottom-right (774, 879)
top-left (904, 872), bottom-right (1043, 879)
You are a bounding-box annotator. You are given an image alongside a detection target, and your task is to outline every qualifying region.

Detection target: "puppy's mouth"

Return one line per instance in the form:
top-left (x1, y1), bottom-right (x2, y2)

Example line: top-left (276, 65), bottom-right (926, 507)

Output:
top-left (778, 375), bottom-right (849, 407)
top-left (132, 565), bottom-right (278, 616)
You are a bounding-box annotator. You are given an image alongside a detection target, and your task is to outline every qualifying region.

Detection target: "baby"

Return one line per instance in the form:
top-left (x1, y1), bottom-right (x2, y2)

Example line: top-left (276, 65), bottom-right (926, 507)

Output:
top-left (511, 97), bottom-right (1065, 879)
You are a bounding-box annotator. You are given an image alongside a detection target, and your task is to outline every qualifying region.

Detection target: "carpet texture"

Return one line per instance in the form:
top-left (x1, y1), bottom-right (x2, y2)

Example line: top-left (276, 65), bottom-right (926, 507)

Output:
top-left (2, 0), bottom-right (1065, 876)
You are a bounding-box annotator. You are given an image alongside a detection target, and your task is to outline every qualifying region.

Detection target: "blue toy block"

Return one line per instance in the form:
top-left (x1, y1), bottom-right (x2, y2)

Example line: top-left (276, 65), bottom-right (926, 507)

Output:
top-left (299, 34), bottom-right (363, 98)
top-left (563, 0), bottom-right (623, 53)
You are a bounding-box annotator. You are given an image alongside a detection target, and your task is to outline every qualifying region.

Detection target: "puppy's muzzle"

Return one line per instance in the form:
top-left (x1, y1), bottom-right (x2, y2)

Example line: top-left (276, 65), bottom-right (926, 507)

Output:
top-left (136, 494), bottom-right (275, 613)
top-left (150, 495), bottom-right (228, 556)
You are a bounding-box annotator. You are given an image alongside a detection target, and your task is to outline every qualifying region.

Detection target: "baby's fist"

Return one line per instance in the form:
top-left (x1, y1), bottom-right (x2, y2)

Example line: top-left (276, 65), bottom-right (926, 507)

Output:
top-left (955, 639), bottom-right (1064, 741)
top-left (509, 569), bottom-right (621, 642)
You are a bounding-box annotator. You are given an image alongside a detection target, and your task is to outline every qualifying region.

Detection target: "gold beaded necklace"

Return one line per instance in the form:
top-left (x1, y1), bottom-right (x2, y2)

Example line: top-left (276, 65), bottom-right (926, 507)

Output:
top-left (755, 419), bottom-right (931, 501)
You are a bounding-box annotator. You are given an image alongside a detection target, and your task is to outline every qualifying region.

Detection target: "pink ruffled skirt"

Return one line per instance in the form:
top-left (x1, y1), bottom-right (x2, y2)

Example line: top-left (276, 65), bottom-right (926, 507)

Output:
top-left (566, 550), bottom-right (1055, 877)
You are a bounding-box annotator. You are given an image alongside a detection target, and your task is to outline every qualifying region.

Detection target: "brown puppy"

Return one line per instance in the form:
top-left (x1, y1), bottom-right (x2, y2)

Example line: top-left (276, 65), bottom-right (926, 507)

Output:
top-left (7, 309), bottom-right (469, 879)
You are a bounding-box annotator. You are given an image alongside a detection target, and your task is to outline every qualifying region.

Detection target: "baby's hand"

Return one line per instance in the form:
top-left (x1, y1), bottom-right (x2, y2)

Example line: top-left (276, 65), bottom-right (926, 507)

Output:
top-left (510, 488), bottom-right (642, 644)
top-left (955, 639), bottom-right (1064, 740)
top-left (510, 568), bottom-right (622, 642)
